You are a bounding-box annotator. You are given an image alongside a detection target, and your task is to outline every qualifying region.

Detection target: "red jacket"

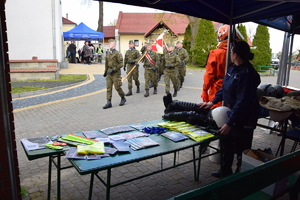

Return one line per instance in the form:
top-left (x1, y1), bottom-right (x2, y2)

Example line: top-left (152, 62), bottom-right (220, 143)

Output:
top-left (201, 41), bottom-right (227, 107)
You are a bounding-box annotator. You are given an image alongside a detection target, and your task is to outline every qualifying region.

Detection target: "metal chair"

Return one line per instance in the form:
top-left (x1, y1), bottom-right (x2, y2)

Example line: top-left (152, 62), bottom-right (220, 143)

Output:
top-left (276, 113), bottom-right (300, 156)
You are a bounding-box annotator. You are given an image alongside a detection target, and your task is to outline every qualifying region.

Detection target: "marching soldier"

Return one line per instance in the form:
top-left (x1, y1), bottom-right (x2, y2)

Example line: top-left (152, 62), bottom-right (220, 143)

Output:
top-left (142, 44), bottom-right (159, 97)
top-left (124, 40), bottom-right (141, 96)
top-left (163, 44), bottom-right (180, 97)
top-left (103, 39), bottom-right (126, 109)
top-left (140, 42), bottom-right (148, 54)
top-left (157, 46), bottom-right (167, 81)
top-left (174, 41), bottom-right (189, 88)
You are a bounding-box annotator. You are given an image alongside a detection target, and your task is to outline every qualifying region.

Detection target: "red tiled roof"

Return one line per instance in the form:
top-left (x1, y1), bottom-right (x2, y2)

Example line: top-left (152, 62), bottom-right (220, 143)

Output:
top-left (116, 12), bottom-right (189, 34)
top-left (144, 21), bottom-right (178, 37)
top-left (62, 17), bottom-right (76, 25)
top-left (103, 26), bottom-right (116, 38)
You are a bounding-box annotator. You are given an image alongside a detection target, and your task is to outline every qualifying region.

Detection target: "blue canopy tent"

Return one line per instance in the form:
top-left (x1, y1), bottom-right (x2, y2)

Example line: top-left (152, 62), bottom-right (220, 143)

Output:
top-left (63, 22), bottom-right (104, 41)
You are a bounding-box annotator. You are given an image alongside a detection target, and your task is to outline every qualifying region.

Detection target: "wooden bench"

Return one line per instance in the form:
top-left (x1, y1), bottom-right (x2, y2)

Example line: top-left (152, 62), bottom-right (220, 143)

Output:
top-left (169, 150), bottom-right (300, 200)
top-left (258, 66), bottom-right (277, 76)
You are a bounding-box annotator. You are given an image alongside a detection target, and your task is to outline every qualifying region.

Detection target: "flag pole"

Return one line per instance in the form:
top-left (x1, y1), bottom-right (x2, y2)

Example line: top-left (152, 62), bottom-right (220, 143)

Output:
top-left (122, 52), bottom-right (147, 82)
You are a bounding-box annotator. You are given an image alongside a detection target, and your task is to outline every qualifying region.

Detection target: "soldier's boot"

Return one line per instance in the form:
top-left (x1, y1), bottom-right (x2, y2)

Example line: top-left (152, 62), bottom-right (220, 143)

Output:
top-left (126, 89), bottom-right (132, 96)
top-left (153, 88), bottom-right (157, 94)
top-left (119, 97), bottom-right (126, 106)
top-left (103, 99), bottom-right (112, 109)
top-left (136, 86), bottom-right (140, 93)
top-left (144, 90), bottom-right (149, 97)
top-left (180, 82), bottom-right (183, 88)
top-left (178, 82), bottom-right (181, 91)
top-left (173, 90), bottom-right (177, 97)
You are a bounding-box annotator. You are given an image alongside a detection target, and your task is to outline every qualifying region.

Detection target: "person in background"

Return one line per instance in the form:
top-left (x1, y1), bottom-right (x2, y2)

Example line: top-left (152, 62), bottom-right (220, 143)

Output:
top-left (124, 40), bottom-right (141, 96)
top-left (88, 41), bottom-right (95, 62)
top-left (83, 41), bottom-right (93, 65)
top-left (198, 40), bottom-right (261, 178)
top-left (68, 41), bottom-right (77, 63)
top-left (96, 44), bottom-right (104, 64)
top-left (78, 48), bottom-right (82, 63)
top-left (142, 43), bottom-right (159, 97)
top-left (173, 41), bottom-right (189, 88)
top-left (103, 39), bottom-right (127, 109)
top-left (162, 44), bottom-right (180, 97)
top-left (140, 42), bottom-right (148, 55)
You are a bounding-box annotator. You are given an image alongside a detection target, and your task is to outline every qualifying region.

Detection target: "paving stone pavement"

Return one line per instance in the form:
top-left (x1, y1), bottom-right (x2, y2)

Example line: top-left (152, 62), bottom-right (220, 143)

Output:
top-left (15, 64), bottom-right (300, 199)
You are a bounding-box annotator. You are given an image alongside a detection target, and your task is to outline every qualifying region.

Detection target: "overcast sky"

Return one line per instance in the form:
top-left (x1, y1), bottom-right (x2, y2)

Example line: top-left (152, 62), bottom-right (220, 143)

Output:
top-left (62, 0), bottom-right (300, 54)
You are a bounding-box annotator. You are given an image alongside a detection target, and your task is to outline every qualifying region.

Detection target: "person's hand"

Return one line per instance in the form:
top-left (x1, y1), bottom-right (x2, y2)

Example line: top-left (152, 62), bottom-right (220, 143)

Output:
top-left (201, 90), bottom-right (209, 102)
top-left (198, 102), bottom-right (213, 109)
top-left (219, 124), bottom-right (231, 135)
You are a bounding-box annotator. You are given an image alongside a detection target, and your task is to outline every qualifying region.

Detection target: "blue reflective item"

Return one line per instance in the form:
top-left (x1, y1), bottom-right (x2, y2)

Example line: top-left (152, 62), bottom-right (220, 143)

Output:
top-left (142, 127), bottom-right (166, 134)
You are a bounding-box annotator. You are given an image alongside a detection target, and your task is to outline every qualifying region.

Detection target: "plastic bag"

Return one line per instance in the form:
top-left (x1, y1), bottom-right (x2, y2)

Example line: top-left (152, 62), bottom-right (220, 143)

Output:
top-left (77, 142), bottom-right (105, 155)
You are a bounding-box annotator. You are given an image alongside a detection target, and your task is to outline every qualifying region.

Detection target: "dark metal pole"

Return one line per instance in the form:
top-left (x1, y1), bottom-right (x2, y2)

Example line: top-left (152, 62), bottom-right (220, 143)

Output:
top-left (286, 15), bottom-right (296, 86)
top-left (0, 11), bottom-right (18, 200)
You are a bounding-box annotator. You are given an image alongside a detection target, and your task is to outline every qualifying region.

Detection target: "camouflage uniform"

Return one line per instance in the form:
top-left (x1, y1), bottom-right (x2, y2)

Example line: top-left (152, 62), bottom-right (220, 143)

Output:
top-left (143, 50), bottom-right (159, 90)
top-left (158, 48), bottom-right (167, 80)
top-left (104, 49), bottom-right (125, 99)
top-left (173, 47), bottom-right (189, 86)
top-left (124, 48), bottom-right (140, 89)
top-left (140, 44), bottom-right (147, 55)
top-left (163, 51), bottom-right (180, 94)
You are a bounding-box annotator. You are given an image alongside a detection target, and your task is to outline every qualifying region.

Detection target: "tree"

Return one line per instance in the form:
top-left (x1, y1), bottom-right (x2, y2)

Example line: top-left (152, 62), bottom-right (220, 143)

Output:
top-left (96, 1), bottom-right (103, 33)
top-left (108, 19), bottom-right (117, 26)
top-left (251, 25), bottom-right (272, 70)
top-left (187, 16), bottom-right (200, 64)
top-left (81, 0), bottom-right (103, 33)
top-left (183, 24), bottom-right (192, 63)
top-left (237, 24), bottom-right (248, 42)
top-left (192, 19), bottom-right (217, 67)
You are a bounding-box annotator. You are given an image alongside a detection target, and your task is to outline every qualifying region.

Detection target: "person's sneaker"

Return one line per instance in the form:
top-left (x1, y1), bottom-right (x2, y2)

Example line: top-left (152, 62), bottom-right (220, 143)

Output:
top-left (211, 170), bottom-right (221, 178)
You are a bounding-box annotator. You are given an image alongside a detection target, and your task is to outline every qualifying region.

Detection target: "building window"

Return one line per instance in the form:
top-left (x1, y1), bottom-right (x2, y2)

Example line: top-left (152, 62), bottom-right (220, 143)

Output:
top-left (134, 40), bottom-right (139, 47)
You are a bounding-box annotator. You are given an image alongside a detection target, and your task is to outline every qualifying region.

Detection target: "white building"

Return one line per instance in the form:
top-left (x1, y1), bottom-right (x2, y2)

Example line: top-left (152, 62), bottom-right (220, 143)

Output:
top-left (5, 0), bottom-right (63, 62)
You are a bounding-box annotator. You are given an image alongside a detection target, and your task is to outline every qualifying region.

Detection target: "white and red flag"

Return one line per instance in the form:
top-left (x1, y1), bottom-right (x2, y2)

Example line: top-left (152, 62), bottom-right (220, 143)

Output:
top-left (151, 30), bottom-right (166, 54)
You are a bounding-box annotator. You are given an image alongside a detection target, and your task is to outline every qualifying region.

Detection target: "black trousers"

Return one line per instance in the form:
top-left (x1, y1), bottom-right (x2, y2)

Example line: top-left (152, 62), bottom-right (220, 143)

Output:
top-left (221, 126), bottom-right (254, 177)
top-left (85, 56), bottom-right (90, 64)
top-left (70, 53), bottom-right (76, 63)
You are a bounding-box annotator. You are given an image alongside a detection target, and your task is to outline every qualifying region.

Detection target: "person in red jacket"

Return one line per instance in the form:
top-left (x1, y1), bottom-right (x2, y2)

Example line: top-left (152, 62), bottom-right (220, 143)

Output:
top-left (201, 25), bottom-right (229, 108)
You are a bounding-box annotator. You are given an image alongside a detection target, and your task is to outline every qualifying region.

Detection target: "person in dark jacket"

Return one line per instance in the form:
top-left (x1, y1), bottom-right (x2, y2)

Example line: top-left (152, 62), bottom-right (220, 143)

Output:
top-left (199, 40), bottom-right (261, 177)
top-left (68, 41), bottom-right (77, 63)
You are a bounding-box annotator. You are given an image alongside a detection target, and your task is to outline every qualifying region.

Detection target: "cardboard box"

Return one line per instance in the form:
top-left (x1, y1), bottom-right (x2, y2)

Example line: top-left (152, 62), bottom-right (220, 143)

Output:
top-left (241, 149), bottom-right (288, 196)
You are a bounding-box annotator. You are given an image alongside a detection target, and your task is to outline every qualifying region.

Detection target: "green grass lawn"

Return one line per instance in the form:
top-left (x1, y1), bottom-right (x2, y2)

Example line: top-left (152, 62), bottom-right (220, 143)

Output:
top-left (186, 64), bottom-right (205, 70)
top-left (11, 74), bottom-right (87, 82)
top-left (11, 74), bottom-right (87, 94)
top-left (11, 86), bottom-right (50, 94)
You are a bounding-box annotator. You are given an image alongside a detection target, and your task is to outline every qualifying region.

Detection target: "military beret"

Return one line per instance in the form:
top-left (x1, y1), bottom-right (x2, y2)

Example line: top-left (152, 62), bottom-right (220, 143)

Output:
top-left (129, 40), bottom-right (134, 44)
top-left (108, 39), bottom-right (116, 43)
top-left (176, 41), bottom-right (182, 44)
top-left (149, 39), bottom-right (155, 42)
top-left (167, 44), bottom-right (175, 47)
top-left (146, 43), bottom-right (152, 47)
